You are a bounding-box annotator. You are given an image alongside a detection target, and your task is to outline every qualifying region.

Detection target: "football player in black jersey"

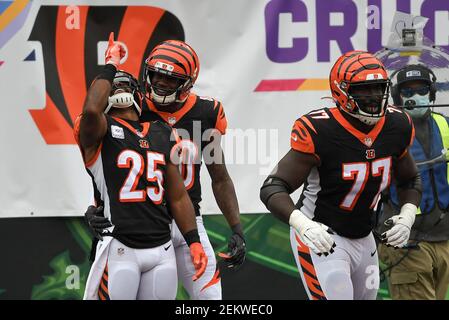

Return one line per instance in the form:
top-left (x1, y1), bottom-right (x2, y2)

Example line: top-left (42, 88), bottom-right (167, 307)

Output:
top-left (76, 33), bottom-right (207, 300)
top-left (138, 40), bottom-right (245, 299)
top-left (260, 51), bottom-right (422, 300)
top-left (85, 39), bottom-right (245, 299)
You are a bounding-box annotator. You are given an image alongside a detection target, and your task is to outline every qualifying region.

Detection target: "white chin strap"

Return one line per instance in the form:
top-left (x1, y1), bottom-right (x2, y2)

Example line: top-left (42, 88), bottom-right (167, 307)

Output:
top-left (342, 107), bottom-right (384, 126)
top-left (147, 75), bottom-right (190, 106)
top-left (104, 92), bottom-right (141, 116)
top-left (351, 111), bottom-right (382, 126)
top-left (149, 90), bottom-right (189, 105)
top-left (150, 90), bottom-right (177, 105)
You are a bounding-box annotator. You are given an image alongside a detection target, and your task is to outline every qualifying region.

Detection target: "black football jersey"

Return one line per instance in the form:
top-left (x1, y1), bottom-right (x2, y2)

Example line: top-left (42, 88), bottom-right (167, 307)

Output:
top-left (291, 107), bottom-right (415, 238)
top-left (75, 115), bottom-right (178, 248)
top-left (140, 93), bottom-right (227, 216)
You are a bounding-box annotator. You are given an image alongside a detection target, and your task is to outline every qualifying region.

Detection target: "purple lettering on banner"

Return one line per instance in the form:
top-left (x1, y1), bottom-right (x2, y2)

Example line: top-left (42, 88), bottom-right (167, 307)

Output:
top-left (265, 0), bottom-right (308, 63)
top-left (316, 0), bottom-right (357, 62)
top-left (367, 0), bottom-right (383, 54)
top-left (396, 0), bottom-right (411, 14)
top-left (422, 0), bottom-right (449, 53)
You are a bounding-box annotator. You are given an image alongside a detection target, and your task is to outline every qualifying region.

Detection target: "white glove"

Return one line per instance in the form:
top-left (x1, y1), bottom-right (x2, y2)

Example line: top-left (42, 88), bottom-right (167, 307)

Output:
top-left (382, 203), bottom-right (417, 248)
top-left (289, 209), bottom-right (336, 256)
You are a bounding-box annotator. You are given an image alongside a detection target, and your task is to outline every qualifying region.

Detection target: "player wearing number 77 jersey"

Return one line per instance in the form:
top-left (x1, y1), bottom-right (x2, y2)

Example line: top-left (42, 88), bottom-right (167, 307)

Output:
top-left (75, 33), bottom-right (207, 300)
top-left (260, 51), bottom-right (422, 300)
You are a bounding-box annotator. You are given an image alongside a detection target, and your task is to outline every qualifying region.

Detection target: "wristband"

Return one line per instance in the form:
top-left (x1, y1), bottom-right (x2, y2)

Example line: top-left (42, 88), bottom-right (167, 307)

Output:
top-left (183, 229), bottom-right (200, 247)
top-left (96, 64), bottom-right (117, 84)
top-left (231, 223), bottom-right (244, 239)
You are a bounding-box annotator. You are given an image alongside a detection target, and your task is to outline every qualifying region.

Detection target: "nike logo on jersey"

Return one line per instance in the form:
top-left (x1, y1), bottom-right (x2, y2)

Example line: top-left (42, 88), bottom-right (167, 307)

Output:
top-left (370, 249), bottom-right (377, 257)
top-left (111, 125), bottom-right (125, 139)
top-left (164, 244), bottom-right (172, 251)
top-left (291, 134), bottom-right (298, 141)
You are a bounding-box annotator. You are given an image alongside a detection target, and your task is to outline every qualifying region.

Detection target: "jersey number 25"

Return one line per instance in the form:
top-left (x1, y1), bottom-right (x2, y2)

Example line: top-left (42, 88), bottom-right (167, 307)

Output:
top-left (117, 150), bottom-right (165, 204)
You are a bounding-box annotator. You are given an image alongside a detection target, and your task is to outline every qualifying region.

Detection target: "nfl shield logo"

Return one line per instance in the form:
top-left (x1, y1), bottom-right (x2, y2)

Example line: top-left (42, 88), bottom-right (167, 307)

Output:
top-left (168, 117), bottom-right (176, 125)
top-left (364, 137), bottom-right (373, 147)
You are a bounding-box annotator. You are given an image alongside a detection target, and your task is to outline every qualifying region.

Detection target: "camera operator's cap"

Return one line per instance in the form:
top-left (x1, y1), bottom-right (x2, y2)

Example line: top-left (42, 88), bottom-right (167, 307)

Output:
top-left (396, 64), bottom-right (432, 86)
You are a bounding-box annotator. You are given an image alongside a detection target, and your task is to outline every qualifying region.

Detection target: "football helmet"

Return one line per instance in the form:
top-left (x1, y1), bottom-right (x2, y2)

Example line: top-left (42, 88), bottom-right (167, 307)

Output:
top-left (104, 71), bottom-right (142, 116)
top-left (142, 40), bottom-right (200, 105)
top-left (330, 51), bottom-right (390, 125)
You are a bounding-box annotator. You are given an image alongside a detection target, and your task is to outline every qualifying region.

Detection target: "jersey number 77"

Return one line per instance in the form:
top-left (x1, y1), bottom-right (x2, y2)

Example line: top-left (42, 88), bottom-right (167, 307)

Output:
top-left (340, 157), bottom-right (391, 211)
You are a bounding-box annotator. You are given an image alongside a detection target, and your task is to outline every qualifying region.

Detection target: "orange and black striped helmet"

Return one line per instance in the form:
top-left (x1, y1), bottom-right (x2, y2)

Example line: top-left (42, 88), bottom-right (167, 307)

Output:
top-left (330, 51), bottom-right (390, 125)
top-left (143, 40), bottom-right (199, 105)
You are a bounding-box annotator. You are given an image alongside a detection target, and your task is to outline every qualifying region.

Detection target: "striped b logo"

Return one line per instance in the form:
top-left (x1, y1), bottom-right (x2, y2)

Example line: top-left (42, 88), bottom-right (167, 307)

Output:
top-left (28, 5), bottom-right (185, 144)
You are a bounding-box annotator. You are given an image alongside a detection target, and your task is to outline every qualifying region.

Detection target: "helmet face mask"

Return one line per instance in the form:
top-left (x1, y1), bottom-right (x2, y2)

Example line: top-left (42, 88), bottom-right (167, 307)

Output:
top-left (346, 80), bottom-right (390, 123)
top-left (144, 66), bottom-right (191, 105)
top-left (142, 40), bottom-right (200, 106)
top-left (330, 51), bottom-right (390, 126)
top-left (105, 71), bottom-right (142, 116)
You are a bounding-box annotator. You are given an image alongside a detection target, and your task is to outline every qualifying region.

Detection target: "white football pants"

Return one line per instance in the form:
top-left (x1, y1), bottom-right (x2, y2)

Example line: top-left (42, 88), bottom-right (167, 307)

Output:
top-left (171, 216), bottom-right (222, 300)
top-left (101, 238), bottom-right (177, 300)
top-left (290, 227), bottom-right (379, 300)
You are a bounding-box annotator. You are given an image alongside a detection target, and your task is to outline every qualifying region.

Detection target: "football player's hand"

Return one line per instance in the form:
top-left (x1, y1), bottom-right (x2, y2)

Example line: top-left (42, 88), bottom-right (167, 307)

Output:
top-left (84, 205), bottom-right (112, 241)
top-left (289, 209), bottom-right (336, 256)
top-left (218, 225), bottom-right (246, 269)
top-left (189, 242), bottom-right (208, 281)
top-left (300, 222), bottom-right (336, 256)
top-left (382, 203), bottom-right (418, 248)
top-left (382, 204), bottom-right (416, 248)
top-left (105, 32), bottom-right (126, 68)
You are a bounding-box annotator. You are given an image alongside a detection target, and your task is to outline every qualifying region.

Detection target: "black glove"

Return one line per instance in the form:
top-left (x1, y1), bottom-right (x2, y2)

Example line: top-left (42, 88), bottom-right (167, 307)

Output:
top-left (84, 205), bottom-right (112, 240)
top-left (218, 223), bottom-right (246, 269)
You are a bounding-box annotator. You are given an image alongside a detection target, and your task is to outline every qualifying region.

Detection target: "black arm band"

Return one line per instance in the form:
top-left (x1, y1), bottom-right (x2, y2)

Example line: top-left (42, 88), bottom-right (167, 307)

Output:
top-left (95, 64), bottom-right (117, 84)
top-left (260, 176), bottom-right (293, 208)
top-left (397, 172), bottom-right (422, 194)
top-left (183, 229), bottom-right (200, 247)
top-left (231, 223), bottom-right (244, 239)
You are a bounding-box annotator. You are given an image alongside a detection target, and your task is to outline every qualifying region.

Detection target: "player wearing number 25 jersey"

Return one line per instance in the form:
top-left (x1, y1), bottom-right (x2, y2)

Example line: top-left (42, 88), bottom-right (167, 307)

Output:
top-left (260, 51), bottom-right (422, 300)
top-left (76, 33), bottom-right (207, 300)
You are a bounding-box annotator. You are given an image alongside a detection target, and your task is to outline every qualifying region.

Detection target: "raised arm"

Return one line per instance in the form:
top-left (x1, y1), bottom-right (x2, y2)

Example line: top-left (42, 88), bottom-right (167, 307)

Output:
top-left (78, 32), bottom-right (124, 162)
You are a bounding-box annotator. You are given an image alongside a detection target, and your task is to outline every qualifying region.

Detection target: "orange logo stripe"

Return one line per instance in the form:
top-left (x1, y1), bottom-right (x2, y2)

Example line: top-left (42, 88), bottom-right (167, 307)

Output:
top-left (201, 269), bottom-right (221, 292)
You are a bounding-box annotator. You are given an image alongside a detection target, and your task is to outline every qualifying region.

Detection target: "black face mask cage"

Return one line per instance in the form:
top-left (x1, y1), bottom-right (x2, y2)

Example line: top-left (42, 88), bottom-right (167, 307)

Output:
top-left (347, 80), bottom-right (391, 116)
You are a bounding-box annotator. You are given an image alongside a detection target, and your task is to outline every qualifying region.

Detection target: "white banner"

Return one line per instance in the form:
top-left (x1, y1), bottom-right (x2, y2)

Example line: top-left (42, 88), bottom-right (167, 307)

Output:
top-left (1, 0), bottom-right (449, 217)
